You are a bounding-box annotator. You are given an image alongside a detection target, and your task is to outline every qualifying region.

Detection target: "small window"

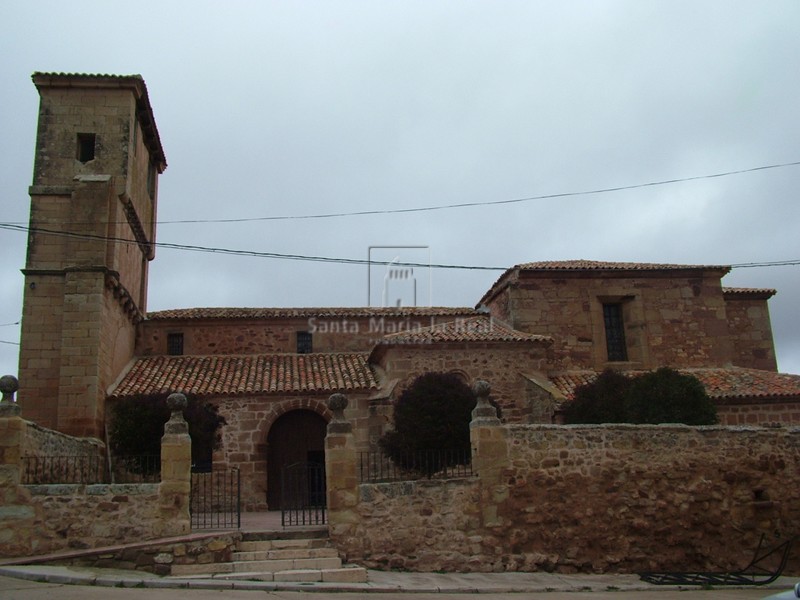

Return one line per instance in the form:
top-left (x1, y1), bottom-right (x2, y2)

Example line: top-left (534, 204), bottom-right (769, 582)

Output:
top-left (603, 303), bottom-right (628, 362)
top-left (296, 331), bottom-right (312, 354)
top-left (77, 133), bottom-right (96, 163)
top-left (167, 332), bottom-right (184, 356)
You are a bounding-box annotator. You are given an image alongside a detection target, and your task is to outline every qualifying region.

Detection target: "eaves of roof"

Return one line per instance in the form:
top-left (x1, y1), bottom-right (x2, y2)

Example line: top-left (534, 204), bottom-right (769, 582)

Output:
top-left (550, 367), bottom-right (800, 403)
top-left (722, 287), bottom-right (777, 299)
top-left (145, 306), bottom-right (478, 321)
top-left (368, 316), bottom-right (552, 362)
top-left (109, 352), bottom-right (377, 400)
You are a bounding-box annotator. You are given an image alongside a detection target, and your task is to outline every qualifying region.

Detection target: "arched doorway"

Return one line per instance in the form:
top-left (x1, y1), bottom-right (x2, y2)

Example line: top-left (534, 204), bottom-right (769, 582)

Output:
top-left (266, 409), bottom-right (327, 509)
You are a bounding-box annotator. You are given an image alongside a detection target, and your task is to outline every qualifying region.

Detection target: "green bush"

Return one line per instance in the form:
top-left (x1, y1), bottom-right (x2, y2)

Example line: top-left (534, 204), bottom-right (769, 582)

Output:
top-left (562, 367), bottom-right (717, 425)
top-left (562, 369), bottom-right (630, 424)
top-left (624, 367), bottom-right (718, 425)
top-left (379, 372), bottom-right (476, 473)
top-left (108, 395), bottom-right (226, 469)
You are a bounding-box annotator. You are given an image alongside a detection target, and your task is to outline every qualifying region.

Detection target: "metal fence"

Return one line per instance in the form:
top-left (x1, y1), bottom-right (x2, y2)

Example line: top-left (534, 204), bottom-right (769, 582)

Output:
top-left (190, 467), bottom-right (241, 530)
top-left (281, 462), bottom-right (327, 527)
top-left (21, 455), bottom-right (161, 485)
top-left (359, 449), bottom-right (473, 483)
top-left (22, 455), bottom-right (106, 484)
top-left (109, 455), bottom-right (160, 483)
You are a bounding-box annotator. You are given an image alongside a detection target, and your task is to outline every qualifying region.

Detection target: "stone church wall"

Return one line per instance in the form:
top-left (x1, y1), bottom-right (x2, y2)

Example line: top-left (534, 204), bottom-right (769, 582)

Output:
top-left (373, 343), bottom-right (551, 423)
top-left (717, 400), bottom-right (800, 427)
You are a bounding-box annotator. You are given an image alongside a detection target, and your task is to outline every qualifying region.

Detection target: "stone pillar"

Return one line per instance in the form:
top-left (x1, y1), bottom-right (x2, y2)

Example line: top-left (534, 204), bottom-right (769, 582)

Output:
top-left (0, 375), bottom-right (36, 557)
top-left (158, 392), bottom-right (191, 536)
top-left (325, 393), bottom-right (359, 539)
top-left (469, 380), bottom-right (509, 527)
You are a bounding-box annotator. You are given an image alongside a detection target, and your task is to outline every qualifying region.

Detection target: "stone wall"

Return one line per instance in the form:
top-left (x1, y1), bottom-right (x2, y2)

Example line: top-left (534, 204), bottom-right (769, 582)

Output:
top-left (45, 532), bottom-right (239, 576)
top-left (137, 314), bottom-right (466, 356)
top-left (372, 343), bottom-right (550, 423)
top-left (0, 390), bottom-right (192, 559)
top-left (21, 420), bottom-right (104, 458)
top-left (22, 484), bottom-right (162, 555)
top-left (717, 400), bottom-right (800, 427)
top-left (329, 411), bottom-right (800, 574)
top-left (724, 293), bottom-right (778, 371)
top-left (486, 268), bottom-right (737, 371)
top-left (213, 391), bottom-right (375, 510)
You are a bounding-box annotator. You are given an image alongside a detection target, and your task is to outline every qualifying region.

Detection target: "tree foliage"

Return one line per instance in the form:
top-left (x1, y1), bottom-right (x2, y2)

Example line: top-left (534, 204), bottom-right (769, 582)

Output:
top-left (108, 395), bottom-right (226, 468)
top-left (624, 367), bottom-right (718, 425)
top-left (561, 369), bottom-right (630, 424)
top-left (379, 372), bottom-right (477, 472)
top-left (562, 367), bottom-right (718, 425)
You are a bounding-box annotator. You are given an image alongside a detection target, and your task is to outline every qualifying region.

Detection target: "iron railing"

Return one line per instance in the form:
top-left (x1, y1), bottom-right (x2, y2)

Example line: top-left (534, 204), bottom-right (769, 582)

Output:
top-left (21, 455), bottom-right (161, 485)
top-left (22, 455), bottom-right (105, 484)
top-left (190, 467), bottom-right (241, 530)
top-left (281, 462), bottom-right (327, 527)
top-left (359, 449), bottom-right (473, 483)
top-left (109, 455), bottom-right (160, 483)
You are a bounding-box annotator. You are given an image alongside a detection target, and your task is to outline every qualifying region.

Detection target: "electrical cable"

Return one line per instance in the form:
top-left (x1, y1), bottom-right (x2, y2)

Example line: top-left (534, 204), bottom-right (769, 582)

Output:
top-left (0, 223), bottom-right (798, 271)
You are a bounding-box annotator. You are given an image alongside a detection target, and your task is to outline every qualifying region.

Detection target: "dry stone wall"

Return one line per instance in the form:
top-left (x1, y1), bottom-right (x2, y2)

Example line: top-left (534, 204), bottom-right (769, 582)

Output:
top-left (23, 484), bottom-right (162, 555)
top-left (335, 424), bottom-right (800, 574)
top-left (21, 420), bottom-right (103, 458)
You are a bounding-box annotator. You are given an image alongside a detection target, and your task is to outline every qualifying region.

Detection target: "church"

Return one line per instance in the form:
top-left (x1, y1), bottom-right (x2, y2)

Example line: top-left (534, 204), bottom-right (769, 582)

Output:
top-left (17, 73), bottom-right (800, 511)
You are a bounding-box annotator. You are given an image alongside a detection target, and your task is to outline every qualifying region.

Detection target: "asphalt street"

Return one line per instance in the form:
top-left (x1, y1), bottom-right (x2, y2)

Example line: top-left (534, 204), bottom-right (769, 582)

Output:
top-left (0, 575), bottom-right (780, 600)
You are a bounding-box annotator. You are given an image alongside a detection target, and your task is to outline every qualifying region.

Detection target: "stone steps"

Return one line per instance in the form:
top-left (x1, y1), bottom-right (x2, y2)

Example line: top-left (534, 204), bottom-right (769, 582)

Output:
top-left (171, 531), bottom-right (367, 583)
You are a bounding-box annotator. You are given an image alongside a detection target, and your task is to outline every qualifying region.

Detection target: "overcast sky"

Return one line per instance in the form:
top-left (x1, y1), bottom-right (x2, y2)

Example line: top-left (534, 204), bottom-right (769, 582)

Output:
top-left (1, 1), bottom-right (799, 379)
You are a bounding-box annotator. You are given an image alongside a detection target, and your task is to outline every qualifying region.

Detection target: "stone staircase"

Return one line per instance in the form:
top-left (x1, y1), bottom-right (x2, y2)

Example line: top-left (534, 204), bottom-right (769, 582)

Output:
top-left (170, 530), bottom-right (367, 583)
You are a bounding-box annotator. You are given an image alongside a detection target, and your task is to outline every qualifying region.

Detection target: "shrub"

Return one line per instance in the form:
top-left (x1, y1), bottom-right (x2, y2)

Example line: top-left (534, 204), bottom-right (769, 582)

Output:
top-left (379, 372), bottom-right (477, 473)
top-left (624, 367), bottom-right (718, 425)
top-left (562, 367), bottom-right (717, 425)
top-left (562, 369), bottom-right (631, 424)
top-left (108, 395), bottom-right (226, 469)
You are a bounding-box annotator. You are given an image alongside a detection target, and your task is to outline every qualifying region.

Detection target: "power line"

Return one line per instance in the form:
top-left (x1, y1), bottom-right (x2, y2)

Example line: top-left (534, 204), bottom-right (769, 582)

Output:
top-left (0, 224), bottom-right (506, 270)
top-left (3, 159), bottom-right (800, 227)
top-left (156, 159), bottom-right (800, 223)
top-left (0, 340), bottom-right (20, 346)
top-left (1, 222), bottom-right (799, 272)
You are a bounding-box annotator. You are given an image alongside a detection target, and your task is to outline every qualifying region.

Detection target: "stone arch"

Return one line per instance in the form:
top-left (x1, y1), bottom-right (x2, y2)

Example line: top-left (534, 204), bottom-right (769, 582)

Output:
top-left (446, 369), bottom-right (471, 385)
top-left (264, 397), bottom-right (332, 510)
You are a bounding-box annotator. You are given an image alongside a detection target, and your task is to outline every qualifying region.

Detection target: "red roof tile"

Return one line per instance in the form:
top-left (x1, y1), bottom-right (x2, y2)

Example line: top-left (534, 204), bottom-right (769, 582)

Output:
top-left (146, 306), bottom-right (478, 321)
top-left (110, 353), bottom-right (377, 399)
top-left (516, 260), bottom-right (730, 272)
top-left (377, 315), bottom-right (552, 345)
top-left (722, 287), bottom-right (777, 299)
top-left (550, 368), bottom-right (800, 402)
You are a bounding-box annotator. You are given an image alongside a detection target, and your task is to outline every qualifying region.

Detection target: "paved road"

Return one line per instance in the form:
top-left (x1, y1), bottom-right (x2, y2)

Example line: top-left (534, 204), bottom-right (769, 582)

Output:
top-left (0, 575), bottom-right (780, 600)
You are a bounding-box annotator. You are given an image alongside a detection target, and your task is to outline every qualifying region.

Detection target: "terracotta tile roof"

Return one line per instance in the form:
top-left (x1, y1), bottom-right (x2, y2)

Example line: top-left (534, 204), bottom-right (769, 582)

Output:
top-left (550, 368), bottom-right (800, 402)
top-left (377, 316), bottom-right (552, 344)
top-left (516, 260), bottom-right (730, 272)
top-left (478, 260), bottom-right (731, 307)
top-left (110, 353), bottom-right (377, 399)
top-left (146, 306), bottom-right (478, 321)
top-left (32, 72), bottom-right (167, 170)
top-left (723, 287), bottom-right (777, 299)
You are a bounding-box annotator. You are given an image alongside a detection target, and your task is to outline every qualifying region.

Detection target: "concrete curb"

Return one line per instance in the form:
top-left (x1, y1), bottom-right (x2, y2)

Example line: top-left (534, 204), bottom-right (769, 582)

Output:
top-left (0, 564), bottom-right (794, 594)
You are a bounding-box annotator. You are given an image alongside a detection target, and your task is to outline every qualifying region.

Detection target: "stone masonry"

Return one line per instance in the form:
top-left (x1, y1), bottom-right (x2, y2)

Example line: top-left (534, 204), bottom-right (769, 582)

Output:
top-left (326, 386), bottom-right (800, 574)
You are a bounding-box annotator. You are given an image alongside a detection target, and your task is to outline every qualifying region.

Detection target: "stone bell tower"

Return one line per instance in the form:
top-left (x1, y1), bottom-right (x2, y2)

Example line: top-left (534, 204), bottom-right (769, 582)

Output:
top-left (18, 72), bottom-right (167, 438)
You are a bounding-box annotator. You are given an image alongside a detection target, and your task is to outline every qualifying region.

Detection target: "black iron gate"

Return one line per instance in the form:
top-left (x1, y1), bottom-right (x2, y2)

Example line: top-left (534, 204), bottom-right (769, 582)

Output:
top-left (190, 467), bottom-right (241, 530)
top-left (281, 461), bottom-right (327, 526)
